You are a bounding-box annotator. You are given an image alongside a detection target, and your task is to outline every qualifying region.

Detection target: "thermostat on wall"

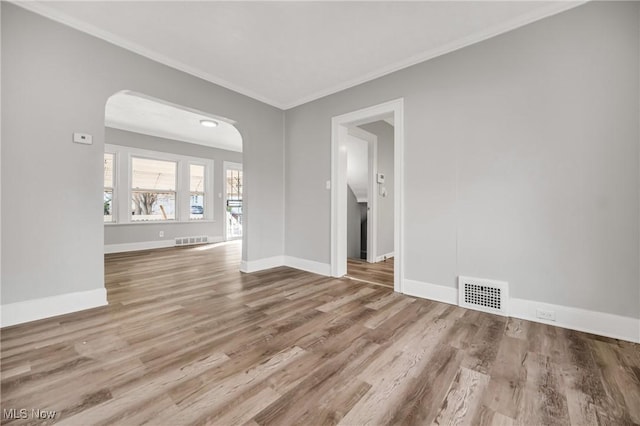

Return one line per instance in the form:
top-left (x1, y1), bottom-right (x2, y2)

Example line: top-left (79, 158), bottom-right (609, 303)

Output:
top-left (73, 132), bottom-right (93, 145)
top-left (376, 173), bottom-right (385, 184)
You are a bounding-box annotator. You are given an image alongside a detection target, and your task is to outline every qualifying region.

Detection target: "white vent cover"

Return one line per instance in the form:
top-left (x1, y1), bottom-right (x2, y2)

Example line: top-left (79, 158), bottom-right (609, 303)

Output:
top-left (175, 235), bottom-right (209, 246)
top-left (458, 276), bottom-right (508, 316)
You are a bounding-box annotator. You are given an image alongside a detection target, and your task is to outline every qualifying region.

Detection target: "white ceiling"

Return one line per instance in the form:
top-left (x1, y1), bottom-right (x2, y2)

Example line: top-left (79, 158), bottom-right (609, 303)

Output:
top-left (17, 1), bottom-right (582, 110)
top-left (105, 91), bottom-right (243, 152)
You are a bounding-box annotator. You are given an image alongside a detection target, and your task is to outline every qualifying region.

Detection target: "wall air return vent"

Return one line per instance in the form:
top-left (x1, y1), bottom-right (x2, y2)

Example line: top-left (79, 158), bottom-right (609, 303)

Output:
top-left (175, 235), bottom-right (209, 247)
top-left (458, 276), bottom-right (508, 316)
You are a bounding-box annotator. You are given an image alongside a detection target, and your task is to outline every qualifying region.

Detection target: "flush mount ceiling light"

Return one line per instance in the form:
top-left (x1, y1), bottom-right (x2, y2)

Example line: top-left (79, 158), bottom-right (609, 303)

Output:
top-left (199, 119), bottom-right (218, 128)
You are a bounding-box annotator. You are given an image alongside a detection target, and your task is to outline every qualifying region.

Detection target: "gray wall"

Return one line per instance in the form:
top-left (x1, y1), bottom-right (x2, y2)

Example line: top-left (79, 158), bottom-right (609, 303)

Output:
top-left (1, 3), bottom-right (284, 305)
top-left (347, 185), bottom-right (361, 259)
top-left (104, 127), bottom-right (242, 246)
top-left (360, 121), bottom-right (394, 257)
top-left (284, 2), bottom-right (640, 318)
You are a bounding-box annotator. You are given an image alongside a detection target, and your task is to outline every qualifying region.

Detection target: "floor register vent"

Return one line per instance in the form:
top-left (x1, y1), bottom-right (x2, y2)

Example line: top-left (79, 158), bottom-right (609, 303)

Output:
top-left (458, 276), bottom-right (508, 316)
top-left (175, 235), bottom-right (209, 246)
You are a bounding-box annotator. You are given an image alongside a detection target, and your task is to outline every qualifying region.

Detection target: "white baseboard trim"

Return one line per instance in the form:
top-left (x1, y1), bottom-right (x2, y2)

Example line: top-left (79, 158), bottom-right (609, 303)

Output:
top-left (1, 288), bottom-right (108, 328)
top-left (240, 256), bottom-right (285, 273)
top-left (105, 240), bottom-right (174, 254)
top-left (510, 298), bottom-right (640, 344)
top-left (284, 256), bottom-right (331, 276)
top-left (401, 278), bottom-right (639, 343)
top-left (402, 279), bottom-right (458, 306)
top-left (240, 255), bottom-right (331, 276)
top-left (375, 252), bottom-right (395, 262)
top-left (105, 236), bottom-right (223, 254)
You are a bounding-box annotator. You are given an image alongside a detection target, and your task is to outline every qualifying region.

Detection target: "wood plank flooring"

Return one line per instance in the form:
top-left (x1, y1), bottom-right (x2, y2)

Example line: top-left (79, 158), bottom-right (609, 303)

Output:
top-left (346, 257), bottom-right (394, 288)
top-left (2, 241), bottom-right (639, 425)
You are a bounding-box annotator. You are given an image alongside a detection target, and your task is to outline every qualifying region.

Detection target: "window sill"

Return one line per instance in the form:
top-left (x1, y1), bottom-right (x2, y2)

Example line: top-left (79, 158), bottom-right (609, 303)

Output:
top-left (105, 220), bottom-right (216, 226)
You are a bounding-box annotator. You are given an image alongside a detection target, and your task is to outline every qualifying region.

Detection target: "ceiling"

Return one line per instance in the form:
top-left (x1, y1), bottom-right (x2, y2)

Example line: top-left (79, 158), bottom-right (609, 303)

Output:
top-left (17, 1), bottom-right (582, 110)
top-left (106, 91), bottom-right (243, 152)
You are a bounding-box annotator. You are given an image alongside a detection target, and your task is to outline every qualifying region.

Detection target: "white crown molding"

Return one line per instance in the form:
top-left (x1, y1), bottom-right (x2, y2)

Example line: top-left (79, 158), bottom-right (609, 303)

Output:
top-left (281, 1), bottom-right (586, 109)
top-left (12, 1), bottom-right (585, 111)
top-left (1, 288), bottom-right (108, 328)
top-left (10, 1), bottom-right (287, 109)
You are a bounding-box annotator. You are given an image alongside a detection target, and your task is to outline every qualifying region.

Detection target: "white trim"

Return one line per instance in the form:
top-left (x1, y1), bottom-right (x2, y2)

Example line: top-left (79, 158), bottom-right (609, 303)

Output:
top-left (510, 298), bottom-right (640, 344)
top-left (240, 256), bottom-right (285, 273)
top-left (105, 239), bottom-right (174, 254)
top-left (1, 288), bottom-right (108, 328)
top-left (284, 256), bottom-right (331, 277)
top-left (104, 235), bottom-right (222, 253)
top-left (105, 143), bottom-right (215, 224)
top-left (402, 279), bottom-right (640, 344)
top-left (12, 1), bottom-right (584, 110)
top-left (239, 255), bottom-right (331, 276)
top-left (104, 220), bottom-right (217, 227)
top-left (331, 98), bottom-right (404, 294)
top-left (403, 279), bottom-right (458, 306)
top-left (11, 2), bottom-right (284, 109)
top-left (280, 2), bottom-right (585, 109)
top-left (375, 252), bottom-right (394, 263)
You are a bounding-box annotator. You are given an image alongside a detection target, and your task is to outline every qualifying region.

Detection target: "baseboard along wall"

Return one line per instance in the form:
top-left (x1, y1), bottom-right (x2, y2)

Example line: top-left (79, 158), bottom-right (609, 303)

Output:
top-left (1, 288), bottom-right (108, 328)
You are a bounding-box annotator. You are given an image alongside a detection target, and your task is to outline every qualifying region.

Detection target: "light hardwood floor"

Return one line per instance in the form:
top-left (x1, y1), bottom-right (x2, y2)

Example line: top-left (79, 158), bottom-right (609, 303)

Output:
top-left (346, 257), bottom-right (394, 288)
top-left (1, 241), bottom-right (639, 425)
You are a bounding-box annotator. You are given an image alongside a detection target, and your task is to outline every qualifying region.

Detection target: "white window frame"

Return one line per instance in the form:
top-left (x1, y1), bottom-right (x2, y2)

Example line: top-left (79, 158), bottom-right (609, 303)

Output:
top-left (130, 155), bottom-right (178, 222)
top-left (105, 144), bottom-right (214, 225)
top-left (104, 151), bottom-right (117, 223)
top-left (188, 161), bottom-right (209, 221)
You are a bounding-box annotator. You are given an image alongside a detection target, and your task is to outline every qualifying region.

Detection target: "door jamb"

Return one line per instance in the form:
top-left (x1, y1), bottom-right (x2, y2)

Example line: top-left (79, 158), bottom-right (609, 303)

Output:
top-left (330, 98), bottom-right (404, 293)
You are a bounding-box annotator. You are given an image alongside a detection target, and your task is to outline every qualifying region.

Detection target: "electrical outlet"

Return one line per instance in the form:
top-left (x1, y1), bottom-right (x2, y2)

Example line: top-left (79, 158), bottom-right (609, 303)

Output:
top-left (536, 308), bottom-right (556, 321)
top-left (159, 231), bottom-right (164, 238)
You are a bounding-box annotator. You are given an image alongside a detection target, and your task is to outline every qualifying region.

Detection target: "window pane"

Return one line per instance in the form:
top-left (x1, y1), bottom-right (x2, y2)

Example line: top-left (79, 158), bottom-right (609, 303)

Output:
top-left (131, 191), bottom-right (175, 221)
top-left (226, 169), bottom-right (242, 199)
top-left (190, 165), bottom-right (205, 220)
top-left (225, 168), bottom-right (243, 239)
top-left (190, 194), bottom-right (204, 220)
top-left (132, 157), bottom-right (176, 191)
top-left (104, 190), bottom-right (113, 222)
top-left (104, 153), bottom-right (114, 188)
top-left (190, 164), bottom-right (205, 192)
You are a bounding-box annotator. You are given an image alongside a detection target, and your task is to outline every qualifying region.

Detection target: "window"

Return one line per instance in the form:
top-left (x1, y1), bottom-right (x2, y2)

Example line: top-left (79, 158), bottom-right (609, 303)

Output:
top-left (225, 167), bottom-right (243, 239)
top-left (131, 157), bottom-right (176, 222)
top-left (190, 164), bottom-right (205, 220)
top-left (104, 153), bottom-right (114, 222)
top-left (104, 145), bottom-right (215, 224)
